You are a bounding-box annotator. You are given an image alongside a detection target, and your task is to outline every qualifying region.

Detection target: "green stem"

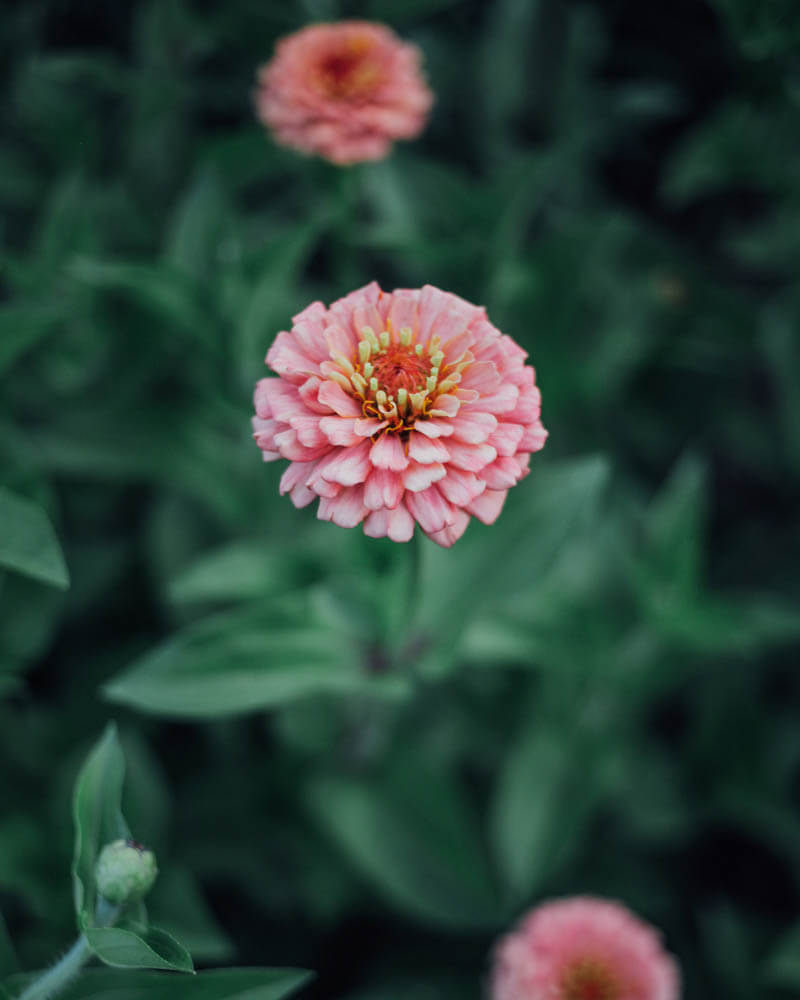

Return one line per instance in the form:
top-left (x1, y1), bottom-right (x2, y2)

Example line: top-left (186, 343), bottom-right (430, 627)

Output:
top-left (16, 900), bottom-right (119, 1000)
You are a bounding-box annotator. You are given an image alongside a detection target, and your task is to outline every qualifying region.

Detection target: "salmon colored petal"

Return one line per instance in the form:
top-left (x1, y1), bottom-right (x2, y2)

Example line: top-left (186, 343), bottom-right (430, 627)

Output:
top-left (317, 380), bottom-right (362, 416)
top-left (317, 486), bottom-right (368, 528)
top-left (364, 504), bottom-right (415, 542)
top-left (450, 411), bottom-right (498, 444)
top-left (405, 486), bottom-right (455, 534)
top-left (407, 433), bottom-right (449, 464)
top-left (370, 434), bottom-right (409, 470)
top-left (402, 461), bottom-right (446, 492)
top-left (364, 467), bottom-right (404, 510)
top-left (466, 488), bottom-right (507, 525)
top-left (319, 416), bottom-right (362, 447)
top-left (426, 508), bottom-right (470, 548)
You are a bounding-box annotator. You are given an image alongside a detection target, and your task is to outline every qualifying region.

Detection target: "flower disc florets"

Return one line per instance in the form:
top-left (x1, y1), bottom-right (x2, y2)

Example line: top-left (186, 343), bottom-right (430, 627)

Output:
top-left (491, 897), bottom-right (680, 1000)
top-left (255, 21), bottom-right (433, 165)
top-left (253, 282), bottom-right (547, 547)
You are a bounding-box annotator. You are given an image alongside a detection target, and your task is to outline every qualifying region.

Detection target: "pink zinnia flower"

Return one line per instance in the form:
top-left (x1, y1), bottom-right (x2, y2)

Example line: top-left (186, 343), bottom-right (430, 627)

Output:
top-left (252, 282), bottom-right (547, 547)
top-left (254, 20), bottom-right (433, 164)
top-left (491, 897), bottom-right (680, 1000)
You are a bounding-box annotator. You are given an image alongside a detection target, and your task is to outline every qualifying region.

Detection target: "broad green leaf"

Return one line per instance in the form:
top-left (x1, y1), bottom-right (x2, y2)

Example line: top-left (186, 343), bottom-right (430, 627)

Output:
top-left (72, 723), bottom-right (130, 925)
top-left (413, 455), bottom-right (610, 676)
top-left (85, 924), bottom-right (193, 973)
top-left (164, 169), bottom-right (229, 280)
top-left (0, 488), bottom-right (69, 589)
top-left (148, 868), bottom-right (233, 963)
top-left (643, 453), bottom-right (707, 599)
top-left (104, 597), bottom-right (407, 719)
top-left (306, 762), bottom-right (500, 929)
top-left (490, 720), bottom-right (594, 902)
top-left (166, 542), bottom-right (292, 607)
top-left (67, 258), bottom-right (211, 340)
top-left (21, 967), bottom-right (312, 1000)
top-left (765, 920), bottom-right (800, 987)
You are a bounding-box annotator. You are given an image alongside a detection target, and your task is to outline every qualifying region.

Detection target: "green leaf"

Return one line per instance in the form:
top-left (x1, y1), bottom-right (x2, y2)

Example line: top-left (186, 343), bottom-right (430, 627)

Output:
top-left (19, 967), bottom-right (312, 1000)
top-left (166, 542), bottom-right (292, 607)
top-left (147, 868), bottom-right (234, 963)
top-left (0, 488), bottom-right (69, 589)
top-left (765, 920), bottom-right (800, 987)
top-left (644, 453), bottom-right (707, 598)
top-left (67, 257), bottom-right (211, 340)
top-left (413, 455), bottom-right (610, 677)
top-left (306, 761), bottom-right (500, 929)
top-left (72, 723), bottom-right (130, 925)
top-left (104, 597), bottom-right (407, 719)
top-left (489, 719), bottom-right (595, 902)
top-left (85, 924), bottom-right (194, 973)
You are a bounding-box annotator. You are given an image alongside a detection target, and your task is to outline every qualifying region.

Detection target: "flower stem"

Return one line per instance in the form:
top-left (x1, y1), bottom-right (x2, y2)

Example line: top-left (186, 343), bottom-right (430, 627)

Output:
top-left (15, 900), bottom-right (119, 1000)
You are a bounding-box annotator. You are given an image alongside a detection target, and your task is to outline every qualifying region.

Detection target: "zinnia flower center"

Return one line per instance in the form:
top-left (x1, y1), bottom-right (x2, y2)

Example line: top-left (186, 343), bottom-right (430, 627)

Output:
top-left (560, 958), bottom-right (622, 1000)
top-left (316, 37), bottom-right (382, 99)
top-left (329, 323), bottom-right (471, 433)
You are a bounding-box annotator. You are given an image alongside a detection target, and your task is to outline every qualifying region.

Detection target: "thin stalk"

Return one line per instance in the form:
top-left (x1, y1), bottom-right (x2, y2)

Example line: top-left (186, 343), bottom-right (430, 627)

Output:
top-left (16, 899), bottom-right (119, 1000)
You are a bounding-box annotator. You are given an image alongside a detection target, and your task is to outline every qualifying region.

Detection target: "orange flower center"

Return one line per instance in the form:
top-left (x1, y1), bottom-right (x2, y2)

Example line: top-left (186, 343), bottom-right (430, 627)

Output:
top-left (370, 344), bottom-right (431, 396)
top-left (316, 37), bottom-right (382, 100)
top-left (326, 322), bottom-right (471, 434)
top-left (560, 958), bottom-right (622, 1000)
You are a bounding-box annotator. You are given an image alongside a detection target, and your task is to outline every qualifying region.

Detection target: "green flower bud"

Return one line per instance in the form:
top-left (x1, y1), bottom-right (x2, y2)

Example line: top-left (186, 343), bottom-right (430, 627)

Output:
top-left (95, 839), bottom-right (158, 904)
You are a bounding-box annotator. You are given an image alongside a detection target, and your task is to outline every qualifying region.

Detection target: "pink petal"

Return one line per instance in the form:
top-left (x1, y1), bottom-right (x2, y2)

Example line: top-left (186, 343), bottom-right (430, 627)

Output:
top-left (324, 323), bottom-right (356, 358)
top-left (280, 460), bottom-right (315, 494)
top-left (317, 440), bottom-right (371, 486)
top-left (489, 421), bottom-right (525, 457)
top-left (289, 483), bottom-right (317, 508)
top-left (426, 508), bottom-right (471, 548)
top-left (459, 361), bottom-right (501, 393)
top-left (317, 486), bottom-right (368, 529)
top-left (430, 393), bottom-right (460, 417)
top-left (477, 383), bottom-right (519, 414)
top-left (412, 418), bottom-right (455, 439)
top-left (364, 468), bottom-right (404, 510)
top-left (319, 416), bottom-right (361, 447)
top-left (507, 385), bottom-right (542, 423)
top-left (317, 380), bottom-right (362, 417)
top-left (403, 461), bottom-right (446, 492)
top-left (481, 456), bottom-right (524, 490)
top-left (364, 504), bottom-right (415, 543)
top-left (519, 420), bottom-right (548, 452)
top-left (255, 379), bottom-right (305, 422)
top-left (450, 411), bottom-right (498, 445)
top-left (445, 439), bottom-right (497, 472)
top-left (387, 292), bottom-right (419, 336)
top-left (290, 415), bottom-right (327, 448)
top-left (437, 468), bottom-right (486, 507)
top-left (407, 433), bottom-right (449, 464)
top-left (252, 416), bottom-right (279, 455)
top-left (405, 485), bottom-right (455, 534)
top-left (466, 488), bottom-right (507, 525)
top-left (370, 434), bottom-right (409, 470)
top-left (274, 428), bottom-right (332, 462)
top-left (298, 376), bottom-right (331, 414)
top-left (266, 331), bottom-right (320, 381)
top-left (354, 417), bottom-right (389, 437)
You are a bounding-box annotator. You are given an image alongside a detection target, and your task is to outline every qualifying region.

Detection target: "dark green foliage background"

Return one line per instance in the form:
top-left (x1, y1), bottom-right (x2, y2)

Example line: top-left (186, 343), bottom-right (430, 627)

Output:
top-left (2, 0), bottom-right (800, 997)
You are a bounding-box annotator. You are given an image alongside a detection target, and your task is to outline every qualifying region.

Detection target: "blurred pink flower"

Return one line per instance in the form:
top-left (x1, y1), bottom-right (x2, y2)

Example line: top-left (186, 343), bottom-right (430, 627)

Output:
top-left (255, 20), bottom-right (433, 165)
top-left (253, 282), bottom-right (547, 547)
top-left (491, 897), bottom-right (680, 1000)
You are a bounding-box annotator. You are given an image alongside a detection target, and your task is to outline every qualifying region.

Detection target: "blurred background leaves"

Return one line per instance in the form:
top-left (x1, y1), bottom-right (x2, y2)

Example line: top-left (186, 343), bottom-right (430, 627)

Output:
top-left (1, 0), bottom-right (799, 998)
